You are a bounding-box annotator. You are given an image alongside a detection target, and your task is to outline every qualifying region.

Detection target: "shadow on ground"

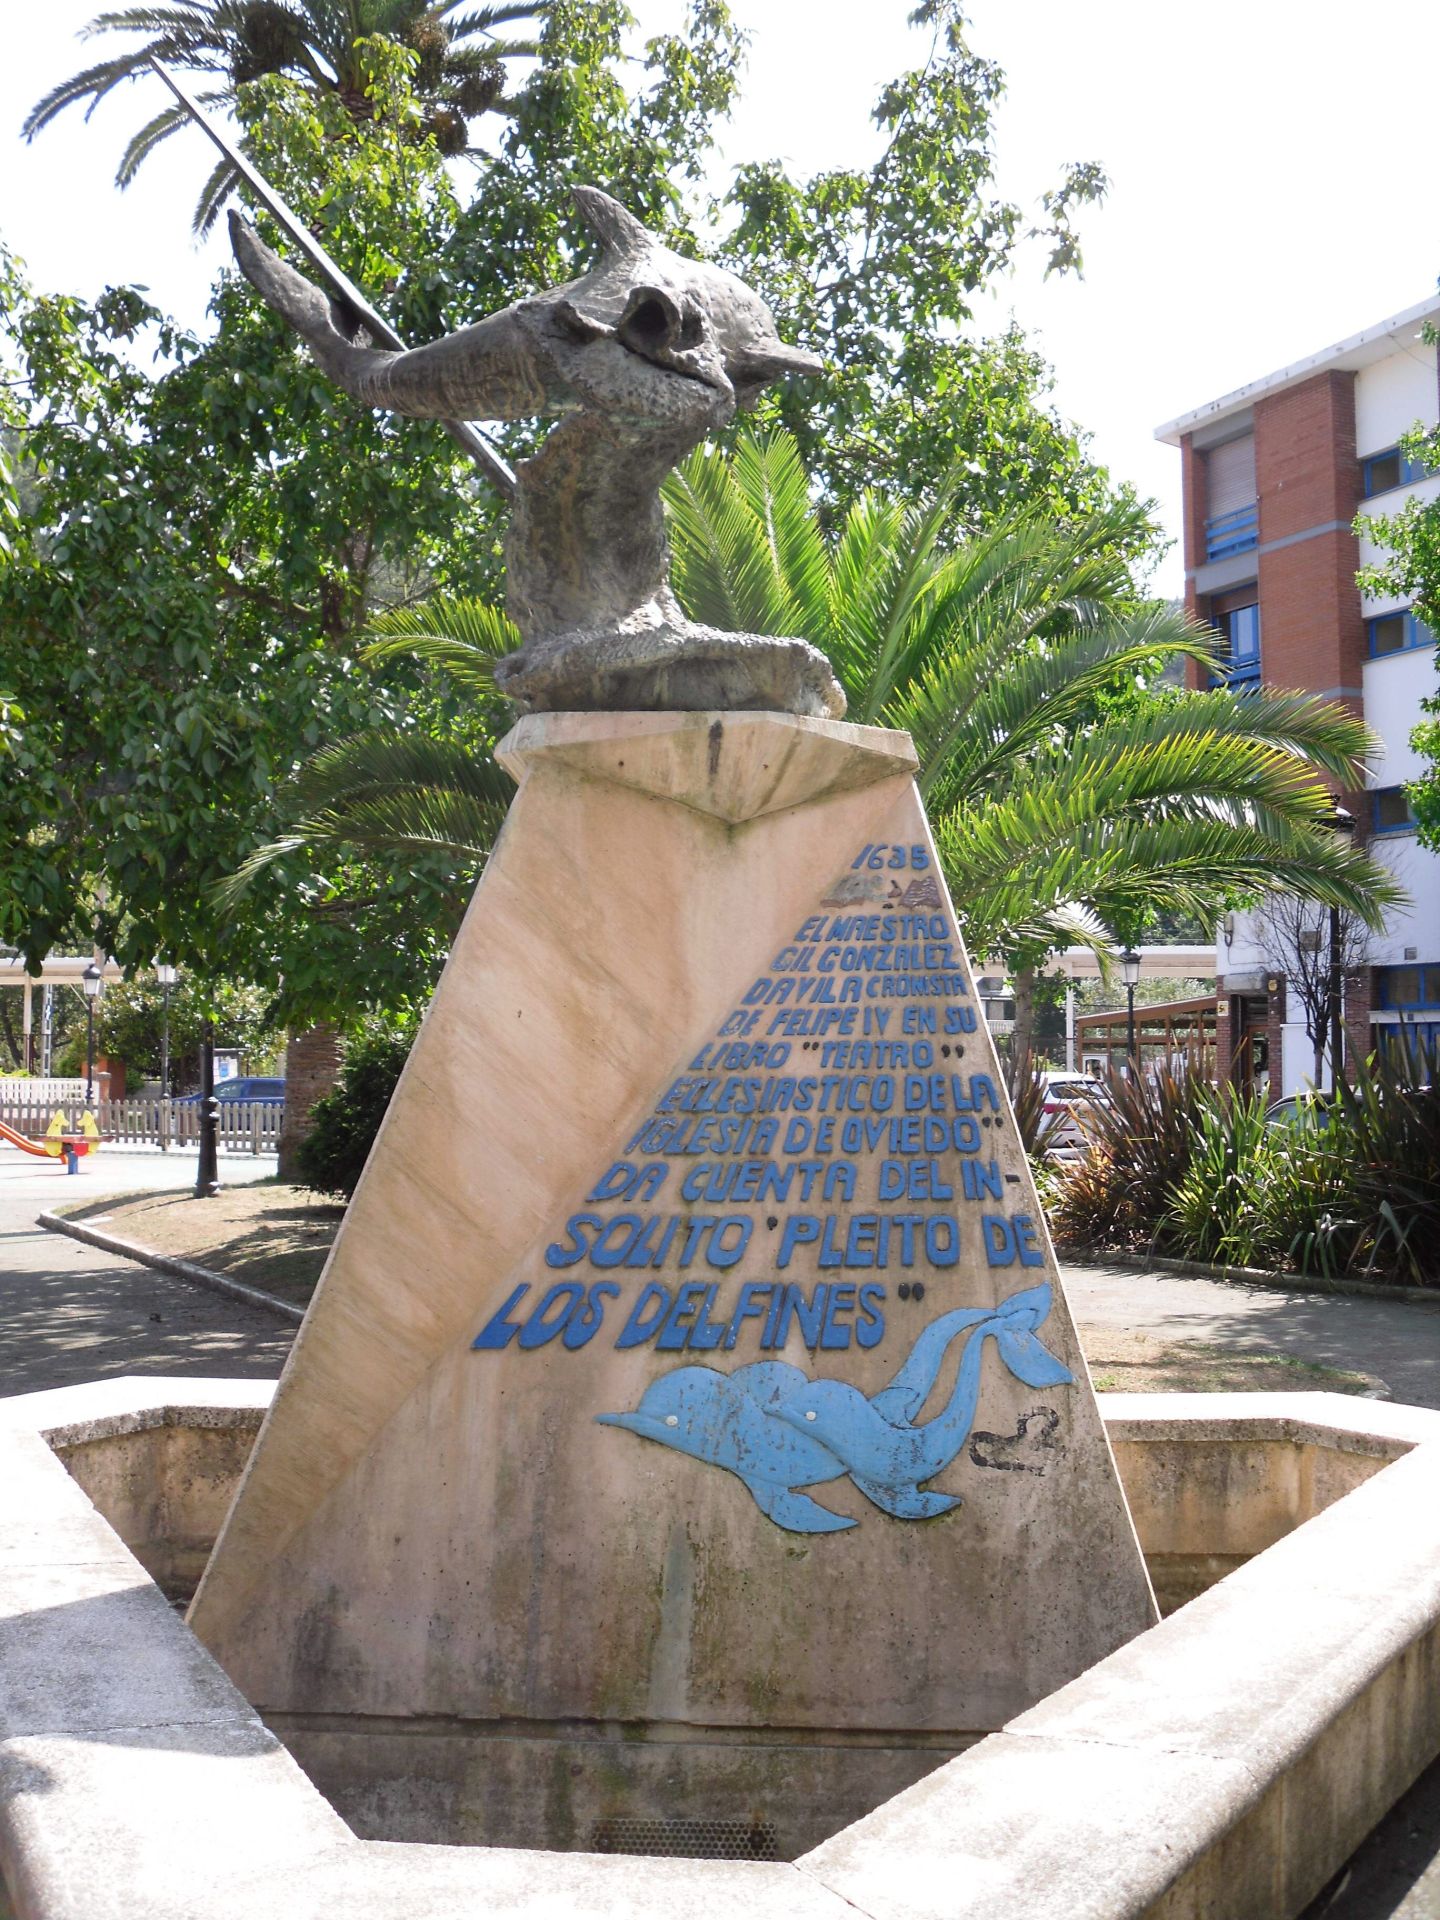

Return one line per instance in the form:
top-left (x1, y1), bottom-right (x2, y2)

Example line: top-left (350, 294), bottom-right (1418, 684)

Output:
top-left (0, 1229), bottom-right (294, 1396)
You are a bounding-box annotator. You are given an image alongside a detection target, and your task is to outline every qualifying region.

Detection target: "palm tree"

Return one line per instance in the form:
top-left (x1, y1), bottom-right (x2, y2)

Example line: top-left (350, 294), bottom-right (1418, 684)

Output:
top-left (222, 429), bottom-right (1402, 976)
top-left (25, 0), bottom-right (545, 232)
top-left (665, 431), bottom-right (1400, 953)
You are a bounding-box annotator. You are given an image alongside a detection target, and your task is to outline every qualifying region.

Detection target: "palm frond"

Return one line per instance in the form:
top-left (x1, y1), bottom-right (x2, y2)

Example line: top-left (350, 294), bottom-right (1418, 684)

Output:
top-left (362, 594), bottom-right (518, 688)
top-left (287, 727), bottom-right (513, 813)
top-left (115, 100), bottom-right (192, 184)
top-left (192, 152), bottom-right (242, 234)
top-left (217, 728), bottom-right (511, 904)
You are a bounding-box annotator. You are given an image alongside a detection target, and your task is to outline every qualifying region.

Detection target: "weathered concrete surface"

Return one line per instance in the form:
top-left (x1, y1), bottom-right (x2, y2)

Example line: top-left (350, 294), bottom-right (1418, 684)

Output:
top-left (1104, 1392), bottom-right (1413, 1614)
top-left (5, 1387), bottom-right (1440, 1918)
top-left (1302, 1748), bottom-right (1440, 1917)
top-left (188, 710), bottom-right (1154, 1853)
top-left (800, 1396), bottom-right (1440, 1920)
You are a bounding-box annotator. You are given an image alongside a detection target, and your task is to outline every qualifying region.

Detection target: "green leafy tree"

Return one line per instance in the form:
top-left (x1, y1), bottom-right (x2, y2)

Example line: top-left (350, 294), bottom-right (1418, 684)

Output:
top-left (0, 46), bottom-right (493, 1026)
top-left (54, 975), bottom-right (278, 1088)
top-left (293, 1012), bottom-right (420, 1196)
top-left (24, 0), bottom-right (547, 232)
top-left (6, 0), bottom-right (1171, 1151)
top-left (1357, 333), bottom-right (1440, 852)
top-left (717, 0), bottom-right (1132, 536)
top-left (3, 6), bottom-right (754, 1161)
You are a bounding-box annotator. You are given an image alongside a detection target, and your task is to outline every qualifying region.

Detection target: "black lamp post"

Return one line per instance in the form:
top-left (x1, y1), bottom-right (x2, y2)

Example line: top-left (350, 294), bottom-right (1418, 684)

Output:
top-left (1328, 805), bottom-right (1355, 1093)
top-left (194, 1017), bottom-right (220, 1199)
top-left (1121, 948), bottom-right (1142, 1077)
top-left (81, 962), bottom-right (103, 1111)
top-left (155, 963), bottom-right (178, 1152)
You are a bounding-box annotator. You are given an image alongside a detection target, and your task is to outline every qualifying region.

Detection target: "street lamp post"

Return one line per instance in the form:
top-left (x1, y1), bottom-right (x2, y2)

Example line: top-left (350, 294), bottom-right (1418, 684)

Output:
top-left (81, 962), bottom-right (103, 1112)
top-left (1121, 948), bottom-right (1142, 1078)
top-left (155, 964), bottom-right (178, 1152)
top-left (1328, 805), bottom-right (1355, 1093)
top-left (194, 1016), bottom-right (220, 1199)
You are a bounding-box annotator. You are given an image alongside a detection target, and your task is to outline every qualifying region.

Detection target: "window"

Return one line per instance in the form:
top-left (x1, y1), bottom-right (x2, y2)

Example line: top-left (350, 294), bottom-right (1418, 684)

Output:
top-left (1204, 434), bottom-right (1257, 560)
top-left (1372, 786), bottom-right (1417, 834)
top-left (1362, 447), bottom-right (1430, 497)
top-left (1367, 609), bottom-right (1436, 658)
top-left (1376, 965), bottom-right (1440, 1010)
top-left (1210, 602), bottom-right (1261, 686)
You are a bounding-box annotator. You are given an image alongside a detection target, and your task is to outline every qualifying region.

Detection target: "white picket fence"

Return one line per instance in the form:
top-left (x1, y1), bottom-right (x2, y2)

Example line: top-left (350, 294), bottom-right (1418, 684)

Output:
top-left (0, 1098), bottom-right (283, 1155)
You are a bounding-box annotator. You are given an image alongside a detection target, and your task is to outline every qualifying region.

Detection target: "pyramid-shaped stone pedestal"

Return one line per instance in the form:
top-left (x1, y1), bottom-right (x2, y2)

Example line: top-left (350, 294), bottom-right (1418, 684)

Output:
top-left (190, 710), bottom-right (1156, 1856)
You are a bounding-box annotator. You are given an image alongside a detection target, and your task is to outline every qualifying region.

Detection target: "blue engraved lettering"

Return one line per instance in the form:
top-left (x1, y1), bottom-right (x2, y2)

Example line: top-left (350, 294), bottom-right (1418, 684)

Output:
top-left (472, 1283), bottom-right (530, 1350)
top-left (616, 1283), bottom-right (672, 1348)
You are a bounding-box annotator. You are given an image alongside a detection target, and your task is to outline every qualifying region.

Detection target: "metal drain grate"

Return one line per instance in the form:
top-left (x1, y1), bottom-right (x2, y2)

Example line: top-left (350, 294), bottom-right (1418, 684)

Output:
top-left (590, 1816), bottom-right (780, 1861)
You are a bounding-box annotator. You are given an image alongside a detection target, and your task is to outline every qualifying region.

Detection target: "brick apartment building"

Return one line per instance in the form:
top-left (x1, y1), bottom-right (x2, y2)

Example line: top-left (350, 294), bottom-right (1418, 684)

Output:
top-left (1156, 294), bottom-right (1440, 1100)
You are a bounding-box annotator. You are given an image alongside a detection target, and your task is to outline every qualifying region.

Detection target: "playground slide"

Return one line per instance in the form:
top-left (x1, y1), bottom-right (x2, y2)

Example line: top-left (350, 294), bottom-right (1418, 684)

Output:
top-left (0, 1117), bottom-right (58, 1157)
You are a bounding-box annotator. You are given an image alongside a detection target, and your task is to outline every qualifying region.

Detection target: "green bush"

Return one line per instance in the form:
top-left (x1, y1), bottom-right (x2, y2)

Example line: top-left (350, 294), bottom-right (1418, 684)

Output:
top-left (1045, 1049), bottom-right (1440, 1286)
top-left (1047, 1066), bottom-right (1214, 1252)
top-left (294, 1018), bottom-right (418, 1200)
top-left (1161, 1092), bottom-right (1271, 1267)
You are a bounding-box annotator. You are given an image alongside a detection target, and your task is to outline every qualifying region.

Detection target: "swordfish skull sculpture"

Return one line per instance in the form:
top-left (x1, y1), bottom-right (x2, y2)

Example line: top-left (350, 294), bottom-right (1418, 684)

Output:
top-left (229, 190), bottom-right (845, 718)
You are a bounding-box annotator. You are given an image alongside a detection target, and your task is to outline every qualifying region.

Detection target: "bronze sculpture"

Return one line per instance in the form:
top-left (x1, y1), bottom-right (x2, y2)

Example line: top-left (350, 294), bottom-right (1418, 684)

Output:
top-left (230, 189), bottom-right (845, 718)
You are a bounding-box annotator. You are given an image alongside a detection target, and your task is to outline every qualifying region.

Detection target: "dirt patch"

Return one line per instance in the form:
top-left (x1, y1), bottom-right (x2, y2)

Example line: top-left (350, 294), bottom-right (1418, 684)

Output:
top-left (61, 1183), bottom-right (343, 1309)
top-left (1081, 1327), bottom-right (1383, 1398)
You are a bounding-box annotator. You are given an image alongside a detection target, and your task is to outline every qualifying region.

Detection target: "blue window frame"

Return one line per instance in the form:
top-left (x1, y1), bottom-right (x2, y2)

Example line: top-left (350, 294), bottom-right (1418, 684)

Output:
top-left (1367, 609), bottom-right (1436, 658)
top-left (1362, 447), bottom-right (1430, 497)
top-left (1372, 786), bottom-right (1418, 834)
top-left (1376, 964), bottom-right (1440, 1010)
top-left (1210, 602), bottom-right (1261, 687)
top-left (1204, 503), bottom-right (1258, 562)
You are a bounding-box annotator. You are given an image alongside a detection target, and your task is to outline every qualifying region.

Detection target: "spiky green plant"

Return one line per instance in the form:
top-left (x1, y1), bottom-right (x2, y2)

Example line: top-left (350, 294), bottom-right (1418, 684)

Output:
top-left (664, 429), bottom-right (1401, 953)
top-left (25, 0), bottom-right (544, 232)
top-left (1046, 1064), bottom-right (1215, 1252)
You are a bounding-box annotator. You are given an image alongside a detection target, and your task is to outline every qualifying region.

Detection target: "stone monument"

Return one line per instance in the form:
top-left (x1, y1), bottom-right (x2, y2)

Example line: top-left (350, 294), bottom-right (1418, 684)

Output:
top-left (190, 192), bottom-right (1157, 1859)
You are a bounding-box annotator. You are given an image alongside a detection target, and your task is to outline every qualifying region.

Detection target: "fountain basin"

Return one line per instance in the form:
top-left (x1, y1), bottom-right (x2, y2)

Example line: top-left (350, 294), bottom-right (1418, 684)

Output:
top-left (2, 1377), bottom-right (1438, 1919)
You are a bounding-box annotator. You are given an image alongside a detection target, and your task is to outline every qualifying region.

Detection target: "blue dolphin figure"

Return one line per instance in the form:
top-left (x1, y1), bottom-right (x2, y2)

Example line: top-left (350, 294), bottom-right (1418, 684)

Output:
top-left (596, 1361), bottom-right (857, 1532)
top-left (768, 1283), bottom-right (1073, 1521)
top-left (596, 1283), bottom-right (1073, 1534)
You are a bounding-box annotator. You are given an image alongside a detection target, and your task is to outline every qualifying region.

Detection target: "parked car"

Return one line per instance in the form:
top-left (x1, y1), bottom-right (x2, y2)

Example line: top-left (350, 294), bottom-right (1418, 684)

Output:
top-left (1263, 1091), bottom-right (1335, 1129)
top-left (1038, 1072), bottom-right (1112, 1156)
top-left (175, 1077), bottom-right (285, 1107)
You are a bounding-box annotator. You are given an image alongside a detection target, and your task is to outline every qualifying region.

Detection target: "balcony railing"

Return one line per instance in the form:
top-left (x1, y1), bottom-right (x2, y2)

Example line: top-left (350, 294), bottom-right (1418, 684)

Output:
top-left (1204, 503), bottom-right (1258, 562)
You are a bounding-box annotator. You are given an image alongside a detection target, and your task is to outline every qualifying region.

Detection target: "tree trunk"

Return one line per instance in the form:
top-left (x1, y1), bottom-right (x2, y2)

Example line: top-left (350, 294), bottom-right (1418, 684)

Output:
top-left (1010, 966), bottom-right (1036, 1080)
top-left (277, 1022), bottom-right (343, 1182)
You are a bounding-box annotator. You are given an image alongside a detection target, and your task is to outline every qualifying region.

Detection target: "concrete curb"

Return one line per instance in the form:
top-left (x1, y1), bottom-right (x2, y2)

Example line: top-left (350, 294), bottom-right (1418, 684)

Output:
top-left (1062, 1246), bottom-right (1440, 1307)
top-left (5, 1386), bottom-right (1440, 1918)
top-left (37, 1210), bottom-right (307, 1326)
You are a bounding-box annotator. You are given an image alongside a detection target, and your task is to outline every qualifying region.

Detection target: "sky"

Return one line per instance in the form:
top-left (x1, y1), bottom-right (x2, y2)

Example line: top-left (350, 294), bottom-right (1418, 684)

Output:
top-left (3, 0), bottom-right (1438, 599)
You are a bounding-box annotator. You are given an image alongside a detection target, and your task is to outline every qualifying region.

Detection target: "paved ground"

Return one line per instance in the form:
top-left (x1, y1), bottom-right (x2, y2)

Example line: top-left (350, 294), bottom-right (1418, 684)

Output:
top-left (0, 1147), bottom-right (293, 1395)
top-left (1066, 1260), bottom-right (1440, 1410)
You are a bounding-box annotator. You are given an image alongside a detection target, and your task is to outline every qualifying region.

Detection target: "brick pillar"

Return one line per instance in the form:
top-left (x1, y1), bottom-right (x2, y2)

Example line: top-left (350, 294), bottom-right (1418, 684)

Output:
top-left (278, 1022), bottom-right (343, 1182)
top-left (1253, 371), bottom-right (1365, 708)
top-left (1215, 989), bottom-right (1234, 1091)
top-left (1344, 969), bottom-right (1373, 1075)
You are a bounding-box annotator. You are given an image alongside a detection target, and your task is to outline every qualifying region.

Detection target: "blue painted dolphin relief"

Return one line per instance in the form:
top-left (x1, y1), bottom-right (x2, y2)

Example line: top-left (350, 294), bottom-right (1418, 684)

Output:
top-left (595, 1283), bottom-right (1073, 1534)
